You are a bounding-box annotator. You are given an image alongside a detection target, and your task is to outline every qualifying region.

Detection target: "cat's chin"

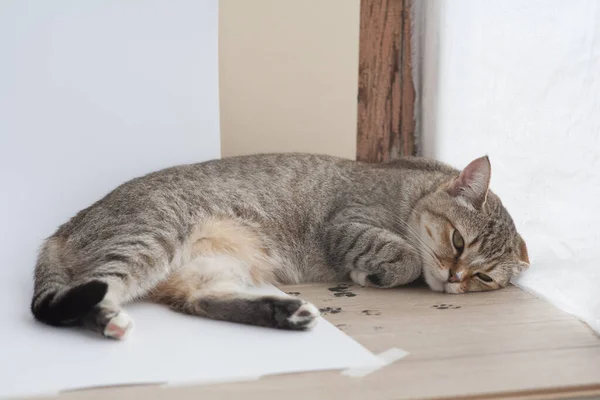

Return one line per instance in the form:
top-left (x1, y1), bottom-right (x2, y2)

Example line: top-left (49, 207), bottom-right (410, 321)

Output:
top-left (427, 278), bottom-right (446, 292)
top-left (444, 282), bottom-right (466, 294)
top-left (423, 267), bottom-right (447, 292)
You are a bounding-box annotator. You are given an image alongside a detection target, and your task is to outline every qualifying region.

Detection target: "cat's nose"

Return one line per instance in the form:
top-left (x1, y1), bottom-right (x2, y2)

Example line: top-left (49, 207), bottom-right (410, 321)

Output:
top-left (449, 270), bottom-right (463, 282)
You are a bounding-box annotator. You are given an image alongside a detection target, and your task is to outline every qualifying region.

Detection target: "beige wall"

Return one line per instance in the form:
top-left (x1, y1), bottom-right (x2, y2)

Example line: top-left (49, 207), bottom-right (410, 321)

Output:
top-left (219, 0), bottom-right (359, 159)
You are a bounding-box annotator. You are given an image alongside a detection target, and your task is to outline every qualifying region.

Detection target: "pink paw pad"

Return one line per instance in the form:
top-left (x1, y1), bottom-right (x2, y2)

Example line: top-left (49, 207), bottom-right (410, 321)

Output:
top-left (103, 312), bottom-right (133, 340)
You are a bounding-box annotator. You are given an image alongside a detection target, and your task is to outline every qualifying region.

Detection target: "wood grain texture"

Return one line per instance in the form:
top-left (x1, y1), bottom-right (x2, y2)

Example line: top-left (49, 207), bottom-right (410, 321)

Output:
top-left (53, 284), bottom-right (600, 400)
top-left (357, 0), bottom-right (416, 163)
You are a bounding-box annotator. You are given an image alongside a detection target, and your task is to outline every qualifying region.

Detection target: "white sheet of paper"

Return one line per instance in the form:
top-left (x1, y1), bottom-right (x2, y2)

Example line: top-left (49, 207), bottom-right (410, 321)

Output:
top-left (1, 286), bottom-right (383, 398)
top-left (0, 2), bottom-right (384, 398)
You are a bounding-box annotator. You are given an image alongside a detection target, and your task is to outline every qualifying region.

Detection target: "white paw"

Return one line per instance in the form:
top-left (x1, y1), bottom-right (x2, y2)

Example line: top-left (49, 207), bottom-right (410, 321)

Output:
top-left (350, 270), bottom-right (369, 286)
top-left (287, 301), bottom-right (320, 330)
top-left (103, 311), bottom-right (134, 340)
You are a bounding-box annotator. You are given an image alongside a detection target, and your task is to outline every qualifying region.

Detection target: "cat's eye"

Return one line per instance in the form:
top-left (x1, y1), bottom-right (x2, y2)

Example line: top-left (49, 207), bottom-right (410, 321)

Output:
top-left (476, 273), bottom-right (493, 283)
top-left (452, 230), bottom-right (464, 253)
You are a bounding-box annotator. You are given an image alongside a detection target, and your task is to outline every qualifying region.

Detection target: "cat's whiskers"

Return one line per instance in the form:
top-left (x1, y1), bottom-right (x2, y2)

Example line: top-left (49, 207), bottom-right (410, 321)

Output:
top-left (387, 212), bottom-right (438, 260)
top-left (384, 214), bottom-right (443, 268)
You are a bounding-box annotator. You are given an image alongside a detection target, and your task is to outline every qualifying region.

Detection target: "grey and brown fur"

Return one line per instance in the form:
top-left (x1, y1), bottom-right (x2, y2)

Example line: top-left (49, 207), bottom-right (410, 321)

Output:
top-left (31, 153), bottom-right (530, 339)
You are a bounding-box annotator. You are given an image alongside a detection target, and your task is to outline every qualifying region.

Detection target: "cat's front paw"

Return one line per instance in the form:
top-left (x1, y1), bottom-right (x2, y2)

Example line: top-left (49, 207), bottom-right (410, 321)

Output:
top-left (350, 270), bottom-right (369, 286)
top-left (350, 270), bottom-right (394, 288)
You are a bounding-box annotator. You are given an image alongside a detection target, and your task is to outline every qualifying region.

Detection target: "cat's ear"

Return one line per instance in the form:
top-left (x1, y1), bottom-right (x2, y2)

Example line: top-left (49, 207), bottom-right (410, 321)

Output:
top-left (511, 261), bottom-right (530, 276)
top-left (448, 156), bottom-right (491, 209)
top-left (518, 235), bottom-right (530, 265)
top-left (511, 236), bottom-right (530, 276)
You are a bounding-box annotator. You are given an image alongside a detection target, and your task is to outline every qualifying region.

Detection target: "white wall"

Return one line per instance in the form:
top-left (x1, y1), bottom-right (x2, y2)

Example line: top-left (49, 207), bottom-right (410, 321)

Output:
top-left (0, 1), bottom-right (220, 297)
top-left (421, 1), bottom-right (600, 331)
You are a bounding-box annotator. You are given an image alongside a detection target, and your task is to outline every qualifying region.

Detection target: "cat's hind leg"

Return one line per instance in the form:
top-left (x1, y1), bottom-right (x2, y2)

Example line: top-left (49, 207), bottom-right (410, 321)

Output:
top-left (79, 277), bottom-right (135, 340)
top-left (81, 293), bottom-right (133, 340)
top-left (151, 255), bottom-right (320, 330)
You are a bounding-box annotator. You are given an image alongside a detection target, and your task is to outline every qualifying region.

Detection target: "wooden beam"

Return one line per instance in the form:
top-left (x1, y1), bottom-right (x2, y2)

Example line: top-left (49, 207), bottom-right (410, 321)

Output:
top-left (356, 0), bottom-right (416, 163)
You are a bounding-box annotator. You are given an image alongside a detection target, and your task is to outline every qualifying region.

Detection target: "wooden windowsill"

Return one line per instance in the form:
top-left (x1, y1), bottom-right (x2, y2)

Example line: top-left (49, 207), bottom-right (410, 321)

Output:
top-left (50, 282), bottom-right (600, 400)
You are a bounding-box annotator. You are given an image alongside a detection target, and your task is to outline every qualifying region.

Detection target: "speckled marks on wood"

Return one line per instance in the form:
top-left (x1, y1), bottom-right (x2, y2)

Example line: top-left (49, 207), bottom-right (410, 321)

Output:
top-left (319, 307), bottom-right (342, 315)
top-left (328, 284), bottom-right (351, 292)
top-left (432, 303), bottom-right (461, 310)
top-left (328, 284), bottom-right (357, 297)
top-left (361, 309), bottom-right (382, 316)
top-left (334, 292), bottom-right (356, 297)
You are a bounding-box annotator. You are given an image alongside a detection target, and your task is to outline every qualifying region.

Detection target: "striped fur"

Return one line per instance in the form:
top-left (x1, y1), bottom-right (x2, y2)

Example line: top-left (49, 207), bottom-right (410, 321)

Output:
top-left (31, 153), bottom-right (529, 338)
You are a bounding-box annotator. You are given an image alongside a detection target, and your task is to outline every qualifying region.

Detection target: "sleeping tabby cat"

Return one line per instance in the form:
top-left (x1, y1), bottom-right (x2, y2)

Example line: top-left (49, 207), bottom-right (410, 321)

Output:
top-left (31, 153), bottom-right (529, 339)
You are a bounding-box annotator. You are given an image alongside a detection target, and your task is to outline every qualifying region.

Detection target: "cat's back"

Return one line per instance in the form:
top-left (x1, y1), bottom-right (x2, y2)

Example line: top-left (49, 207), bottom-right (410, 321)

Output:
top-left (148, 152), bottom-right (356, 196)
top-left (98, 153), bottom-right (353, 197)
top-left (365, 156), bottom-right (458, 175)
top-left (187, 152), bottom-right (354, 181)
top-left (184, 153), bottom-right (357, 216)
top-left (57, 153), bottom-right (356, 236)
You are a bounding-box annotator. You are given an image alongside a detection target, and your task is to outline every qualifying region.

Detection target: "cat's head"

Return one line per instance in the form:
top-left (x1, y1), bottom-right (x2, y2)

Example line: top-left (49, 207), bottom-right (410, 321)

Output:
top-left (411, 156), bottom-right (529, 294)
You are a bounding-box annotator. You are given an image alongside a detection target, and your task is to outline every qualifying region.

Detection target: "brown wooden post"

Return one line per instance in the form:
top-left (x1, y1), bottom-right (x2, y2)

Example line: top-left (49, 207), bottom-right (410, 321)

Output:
top-left (356, 0), bottom-right (416, 163)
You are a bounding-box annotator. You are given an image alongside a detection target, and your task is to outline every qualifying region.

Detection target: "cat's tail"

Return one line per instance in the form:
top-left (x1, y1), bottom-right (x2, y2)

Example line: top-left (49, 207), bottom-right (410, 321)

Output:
top-left (31, 237), bottom-right (108, 326)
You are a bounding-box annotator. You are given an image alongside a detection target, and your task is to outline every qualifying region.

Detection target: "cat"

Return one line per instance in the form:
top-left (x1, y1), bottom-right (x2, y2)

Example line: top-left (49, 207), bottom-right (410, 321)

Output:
top-left (31, 153), bottom-right (529, 339)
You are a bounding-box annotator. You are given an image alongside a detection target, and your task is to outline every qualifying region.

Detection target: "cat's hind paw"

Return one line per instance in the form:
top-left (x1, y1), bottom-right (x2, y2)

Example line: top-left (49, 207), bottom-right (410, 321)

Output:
top-left (285, 301), bottom-right (320, 330)
top-left (103, 311), bottom-right (134, 340)
top-left (272, 299), bottom-right (319, 330)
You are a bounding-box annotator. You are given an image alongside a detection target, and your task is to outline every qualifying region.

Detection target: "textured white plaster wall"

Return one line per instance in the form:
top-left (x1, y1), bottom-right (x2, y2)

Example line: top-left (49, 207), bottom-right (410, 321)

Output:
top-left (421, 0), bottom-right (600, 331)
